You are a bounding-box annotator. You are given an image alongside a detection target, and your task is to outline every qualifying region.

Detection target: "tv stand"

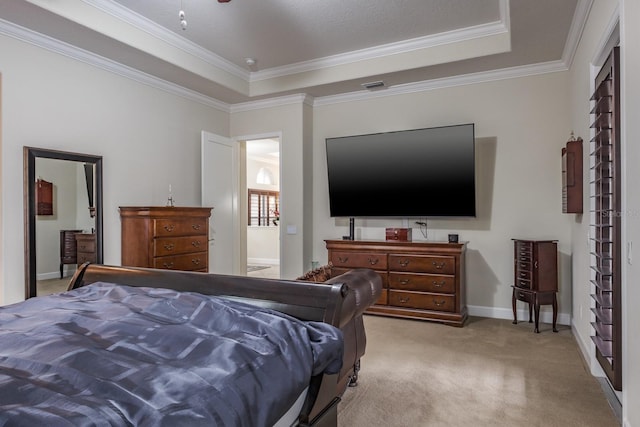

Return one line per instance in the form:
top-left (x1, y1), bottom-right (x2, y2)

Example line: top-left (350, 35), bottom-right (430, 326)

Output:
top-left (325, 239), bottom-right (467, 327)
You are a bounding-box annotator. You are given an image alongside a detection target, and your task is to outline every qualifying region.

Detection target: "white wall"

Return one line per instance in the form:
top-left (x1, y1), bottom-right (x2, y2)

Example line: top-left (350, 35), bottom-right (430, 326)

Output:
top-left (312, 73), bottom-right (574, 323)
top-left (246, 156), bottom-right (280, 265)
top-left (0, 33), bottom-right (229, 304)
top-left (621, 0), bottom-right (640, 423)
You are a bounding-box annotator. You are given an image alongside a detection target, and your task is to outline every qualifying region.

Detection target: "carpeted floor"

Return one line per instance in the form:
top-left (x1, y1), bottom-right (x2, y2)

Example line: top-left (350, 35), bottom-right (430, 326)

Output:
top-left (338, 315), bottom-right (619, 427)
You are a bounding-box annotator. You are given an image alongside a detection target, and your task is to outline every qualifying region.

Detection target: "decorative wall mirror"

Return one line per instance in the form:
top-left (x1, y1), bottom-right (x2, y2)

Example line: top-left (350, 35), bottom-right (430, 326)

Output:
top-left (24, 147), bottom-right (103, 299)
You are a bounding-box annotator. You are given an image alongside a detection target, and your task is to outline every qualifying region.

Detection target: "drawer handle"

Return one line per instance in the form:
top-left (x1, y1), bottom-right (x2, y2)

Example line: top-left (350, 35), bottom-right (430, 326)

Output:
top-left (519, 281), bottom-right (527, 287)
top-left (534, 261), bottom-right (538, 269)
top-left (400, 279), bottom-right (410, 285)
top-left (79, 245), bottom-right (87, 250)
top-left (367, 257), bottom-right (379, 266)
top-left (398, 296), bottom-right (410, 303)
top-left (338, 256), bottom-right (349, 263)
top-left (192, 259), bottom-right (200, 265)
top-left (519, 263), bottom-right (527, 269)
top-left (164, 243), bottom-right (175, 251)
top-left (432, 261), bottom-right (446, 269)
top-left (163, 262), bottom-right (174, 269)
top-left (399, 259), bottom-right (410, 267)
top-left (519, 272), bottom-right (526, 278)
top-left (518, 292), bottom-right (526, 299)
top-left (192, 224), bottom-right (201, 230)
top-left (434, 300), bottom-right (446, 307)
top-left (192, 241), bottom-right (201, 247)
top-left (432, 280), bottom-right (445, 287)
top-left (164, 224), bottom-right (175, 232)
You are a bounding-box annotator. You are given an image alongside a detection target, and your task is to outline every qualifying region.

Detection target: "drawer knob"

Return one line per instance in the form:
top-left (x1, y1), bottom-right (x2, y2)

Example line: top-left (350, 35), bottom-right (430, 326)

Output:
top-left (192, 241), bottom-right (200, 247)
top-left (192, 224), bottom-right (201, 230)
top-left (398, 296), bottom-right (410, 303)
top-left (338, 256), bottom-right (349, 263)
top-left (432, 280), bottom-right (445, 287)
top-left (163, 262), bottom-right (174, 269)
top-left (432, 261), bottom-right (446, 269)
top-left (192, 259), bottom-right (200, 265)
top-left (367, 257), bottom-right (379, 266)
top-left (434, 300), bottom-right (446, 307)
top-left (164, 224), bottom-right (175, 232)
top-left (399, 259), bottom-right (410, 267)
top-left (164, 243), bottom-right (175, 251)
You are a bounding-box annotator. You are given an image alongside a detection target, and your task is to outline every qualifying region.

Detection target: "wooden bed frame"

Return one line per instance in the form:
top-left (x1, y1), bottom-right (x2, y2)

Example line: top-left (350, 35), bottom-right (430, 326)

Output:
top-left (68, 263), bottom-right (353, 427)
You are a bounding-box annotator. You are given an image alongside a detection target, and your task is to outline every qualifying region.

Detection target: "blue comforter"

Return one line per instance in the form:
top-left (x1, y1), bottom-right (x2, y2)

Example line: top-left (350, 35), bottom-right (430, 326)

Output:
top-left (0, 282), bottom-right (343, 426)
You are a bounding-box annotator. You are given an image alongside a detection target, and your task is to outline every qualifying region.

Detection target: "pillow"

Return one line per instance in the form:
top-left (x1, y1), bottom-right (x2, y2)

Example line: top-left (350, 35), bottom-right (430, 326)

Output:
top-left (296, 262), bottom-right (333, 282)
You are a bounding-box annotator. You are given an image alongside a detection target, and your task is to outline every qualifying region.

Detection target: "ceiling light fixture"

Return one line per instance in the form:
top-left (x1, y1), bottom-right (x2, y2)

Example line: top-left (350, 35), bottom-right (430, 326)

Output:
top-left (178, 9), bottom-right (187, 30)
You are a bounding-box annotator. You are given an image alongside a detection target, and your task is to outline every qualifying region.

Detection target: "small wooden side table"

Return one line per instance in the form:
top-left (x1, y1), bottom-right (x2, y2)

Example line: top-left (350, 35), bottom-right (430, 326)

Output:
top-left (511, 286), bottom-right (558, 333)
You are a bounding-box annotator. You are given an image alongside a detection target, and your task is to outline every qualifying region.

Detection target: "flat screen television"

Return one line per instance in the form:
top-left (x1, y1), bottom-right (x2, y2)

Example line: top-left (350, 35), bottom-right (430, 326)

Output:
top-left (325, 123), bottom-right (476, 218)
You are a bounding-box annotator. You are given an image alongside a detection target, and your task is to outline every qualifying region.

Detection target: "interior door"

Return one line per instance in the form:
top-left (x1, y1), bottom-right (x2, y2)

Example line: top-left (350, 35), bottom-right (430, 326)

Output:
top-left (201, 131), bottom-right (238, 275)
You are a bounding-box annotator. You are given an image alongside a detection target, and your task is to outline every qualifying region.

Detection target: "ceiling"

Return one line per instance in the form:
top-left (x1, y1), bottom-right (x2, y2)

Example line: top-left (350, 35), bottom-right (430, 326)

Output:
top-left (0, 0), bottom-right (585, 106)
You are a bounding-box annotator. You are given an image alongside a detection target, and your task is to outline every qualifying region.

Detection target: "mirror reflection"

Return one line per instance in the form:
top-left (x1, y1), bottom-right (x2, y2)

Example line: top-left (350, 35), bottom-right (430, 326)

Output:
top-left (24, 147), bottom-right (103, 299)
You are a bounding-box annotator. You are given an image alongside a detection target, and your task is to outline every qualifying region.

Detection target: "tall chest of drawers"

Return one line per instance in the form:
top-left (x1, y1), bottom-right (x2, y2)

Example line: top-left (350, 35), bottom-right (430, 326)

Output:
top-left (511, 239), bottom-right (558, 333)
top-left (325, 240), bottom-right (467, 327)
top-left (120, 207), bottom-right (212, 272)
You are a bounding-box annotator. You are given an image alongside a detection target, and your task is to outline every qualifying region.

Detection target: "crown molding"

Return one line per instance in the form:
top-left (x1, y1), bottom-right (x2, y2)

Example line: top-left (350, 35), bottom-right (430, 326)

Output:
top-left (84, 0), bottom-right (249, 80)
top-left (313, 60), bottom-right (569, 107)
top-left (562, 0), bottom-right (594, 69)
top-left (251, 3), bottom-right (510, 82)
top-left (0, 18), bottom-right (230, 112)
top-left (230, 94), bottom-right (313, 114)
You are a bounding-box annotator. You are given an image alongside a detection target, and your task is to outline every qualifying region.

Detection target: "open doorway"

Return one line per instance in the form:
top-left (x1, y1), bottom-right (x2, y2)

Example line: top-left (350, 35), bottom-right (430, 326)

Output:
top-left (246, 138), bottom-right (280, 279)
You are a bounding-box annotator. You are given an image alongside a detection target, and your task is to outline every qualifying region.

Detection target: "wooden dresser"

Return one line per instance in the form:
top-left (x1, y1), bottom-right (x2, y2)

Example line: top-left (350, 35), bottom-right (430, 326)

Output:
top-left (325, 239), bottom-right (467, 326)
top-left (75, 233), bottom-right (97, 265)
top-left (120, 207), bottom-right (212, 272)
top-left (511, 239), bottom-right (558, 333)
top-left (60, 229), bottom-right (82, 278)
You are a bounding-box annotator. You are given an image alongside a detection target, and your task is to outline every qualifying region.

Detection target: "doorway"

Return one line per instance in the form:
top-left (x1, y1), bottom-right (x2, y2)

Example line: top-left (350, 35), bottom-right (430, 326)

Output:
top-left (246, 138), bottom-right (280, 279)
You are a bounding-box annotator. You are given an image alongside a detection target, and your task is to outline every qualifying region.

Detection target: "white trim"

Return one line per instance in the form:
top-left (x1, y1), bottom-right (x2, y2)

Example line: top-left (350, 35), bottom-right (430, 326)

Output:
top-left (562, 0), bottom-right (595, 69)
top-left (230, 94), bottom-right (312, 113)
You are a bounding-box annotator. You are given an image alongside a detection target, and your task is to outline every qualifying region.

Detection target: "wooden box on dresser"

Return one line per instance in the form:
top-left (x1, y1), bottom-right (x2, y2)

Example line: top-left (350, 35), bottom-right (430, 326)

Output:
top-left (120, 207), bottom-right (212, 272)
top-left (325, 239), bottom-right (467, 326)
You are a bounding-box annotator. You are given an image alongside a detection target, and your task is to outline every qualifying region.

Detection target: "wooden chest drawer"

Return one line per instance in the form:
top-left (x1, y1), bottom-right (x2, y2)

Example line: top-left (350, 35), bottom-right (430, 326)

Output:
top-left (77, 252), bottom-right (97, 264)
top-left (153, 252), bottom-right (208, 271)
top-left (389, 254), bottom-right (455, 275)
top-left (332, 267), bottom-right (388, 288)
top-left (388, 273), bottom-right (455, 293)
top-left (513, 287), bottom-right (533, 303)
top-left (76, 238), bottom-right (96, 254)
top-left (154, 235), bottom-right (208, 257)
top-left (153, 218), bottom-right (208, 237)
top-left (388, 290), bottom-right (455, 312)
top-left (330, 251), bottom-right (387, 270)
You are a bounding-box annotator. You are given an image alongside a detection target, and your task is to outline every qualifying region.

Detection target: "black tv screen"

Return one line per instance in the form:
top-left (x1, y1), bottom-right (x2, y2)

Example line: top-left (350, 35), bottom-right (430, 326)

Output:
top-left (325, 123), bottom-right (476, 217)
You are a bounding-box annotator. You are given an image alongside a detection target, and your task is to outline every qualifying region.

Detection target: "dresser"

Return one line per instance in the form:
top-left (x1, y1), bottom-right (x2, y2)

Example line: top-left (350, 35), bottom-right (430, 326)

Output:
top-left (511, 239), bottom-right (558, 333)
top-left (60, 229), bottom-right (82, 278)
top-left (120, 207), bottom-right (212, 272)
top-left (325, 239), bottom-right (467, 327)
top-left (75, 233), bottom-right (97, 265)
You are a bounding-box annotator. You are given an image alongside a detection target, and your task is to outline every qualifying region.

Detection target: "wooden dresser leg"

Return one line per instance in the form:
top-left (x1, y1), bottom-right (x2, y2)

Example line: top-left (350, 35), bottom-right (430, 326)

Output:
top-left (534, 294), bottom-right (541, 333)
top-left (552, 293), bottom-right (559, 332)
top-left (511, 288), bottom-right (517, 324)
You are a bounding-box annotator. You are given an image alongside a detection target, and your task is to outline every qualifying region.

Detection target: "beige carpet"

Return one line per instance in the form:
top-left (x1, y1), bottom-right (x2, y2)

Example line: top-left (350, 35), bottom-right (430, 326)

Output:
top-left (338, 315), bottom-right (619, 427)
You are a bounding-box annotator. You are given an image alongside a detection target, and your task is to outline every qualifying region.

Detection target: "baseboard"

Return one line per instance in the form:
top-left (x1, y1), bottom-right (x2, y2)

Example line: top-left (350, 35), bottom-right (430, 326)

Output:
top-left (467, 304), bottom-right (571, 326)
top-left (37, 269), bottom-right (74, 281)
top-left (247, 257), bottom-right (279, 266)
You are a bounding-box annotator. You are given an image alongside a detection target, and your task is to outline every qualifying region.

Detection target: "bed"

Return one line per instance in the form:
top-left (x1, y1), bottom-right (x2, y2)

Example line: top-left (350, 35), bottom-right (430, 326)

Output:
top-left (0, 263), bottom-right (382, 427)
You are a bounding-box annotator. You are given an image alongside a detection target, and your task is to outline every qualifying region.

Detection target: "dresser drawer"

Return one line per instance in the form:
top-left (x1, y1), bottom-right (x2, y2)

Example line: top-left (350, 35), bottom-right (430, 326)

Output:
top-left (388, 290), bottom-right (455, 312)
top-left (376, 289), bottom-right (388, 305)
top-left (153, 218), bottom-right (208, 237)
top-left (77, 252), bottom-right (97, 264)
top-left (515, 278), bottom-right (531, 289)
top-left (330, 251), bottom-right (387, 270)
top-left (389, 254), bottom-right (455, 275)
top-left (388, 273), bottom-right (455, 293)
top-left (154, 235), bottom-right (208, 257)
top-left (515, 269), bottom-right (531, 281)
top-left (153, 252), bottom-right (208, 271)
top-left (513, 288), bottom-right (533, 303)
top-left (75, 239), bottom-right (96, 254)
top-left (333, 267), bottom-right (388, 288)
